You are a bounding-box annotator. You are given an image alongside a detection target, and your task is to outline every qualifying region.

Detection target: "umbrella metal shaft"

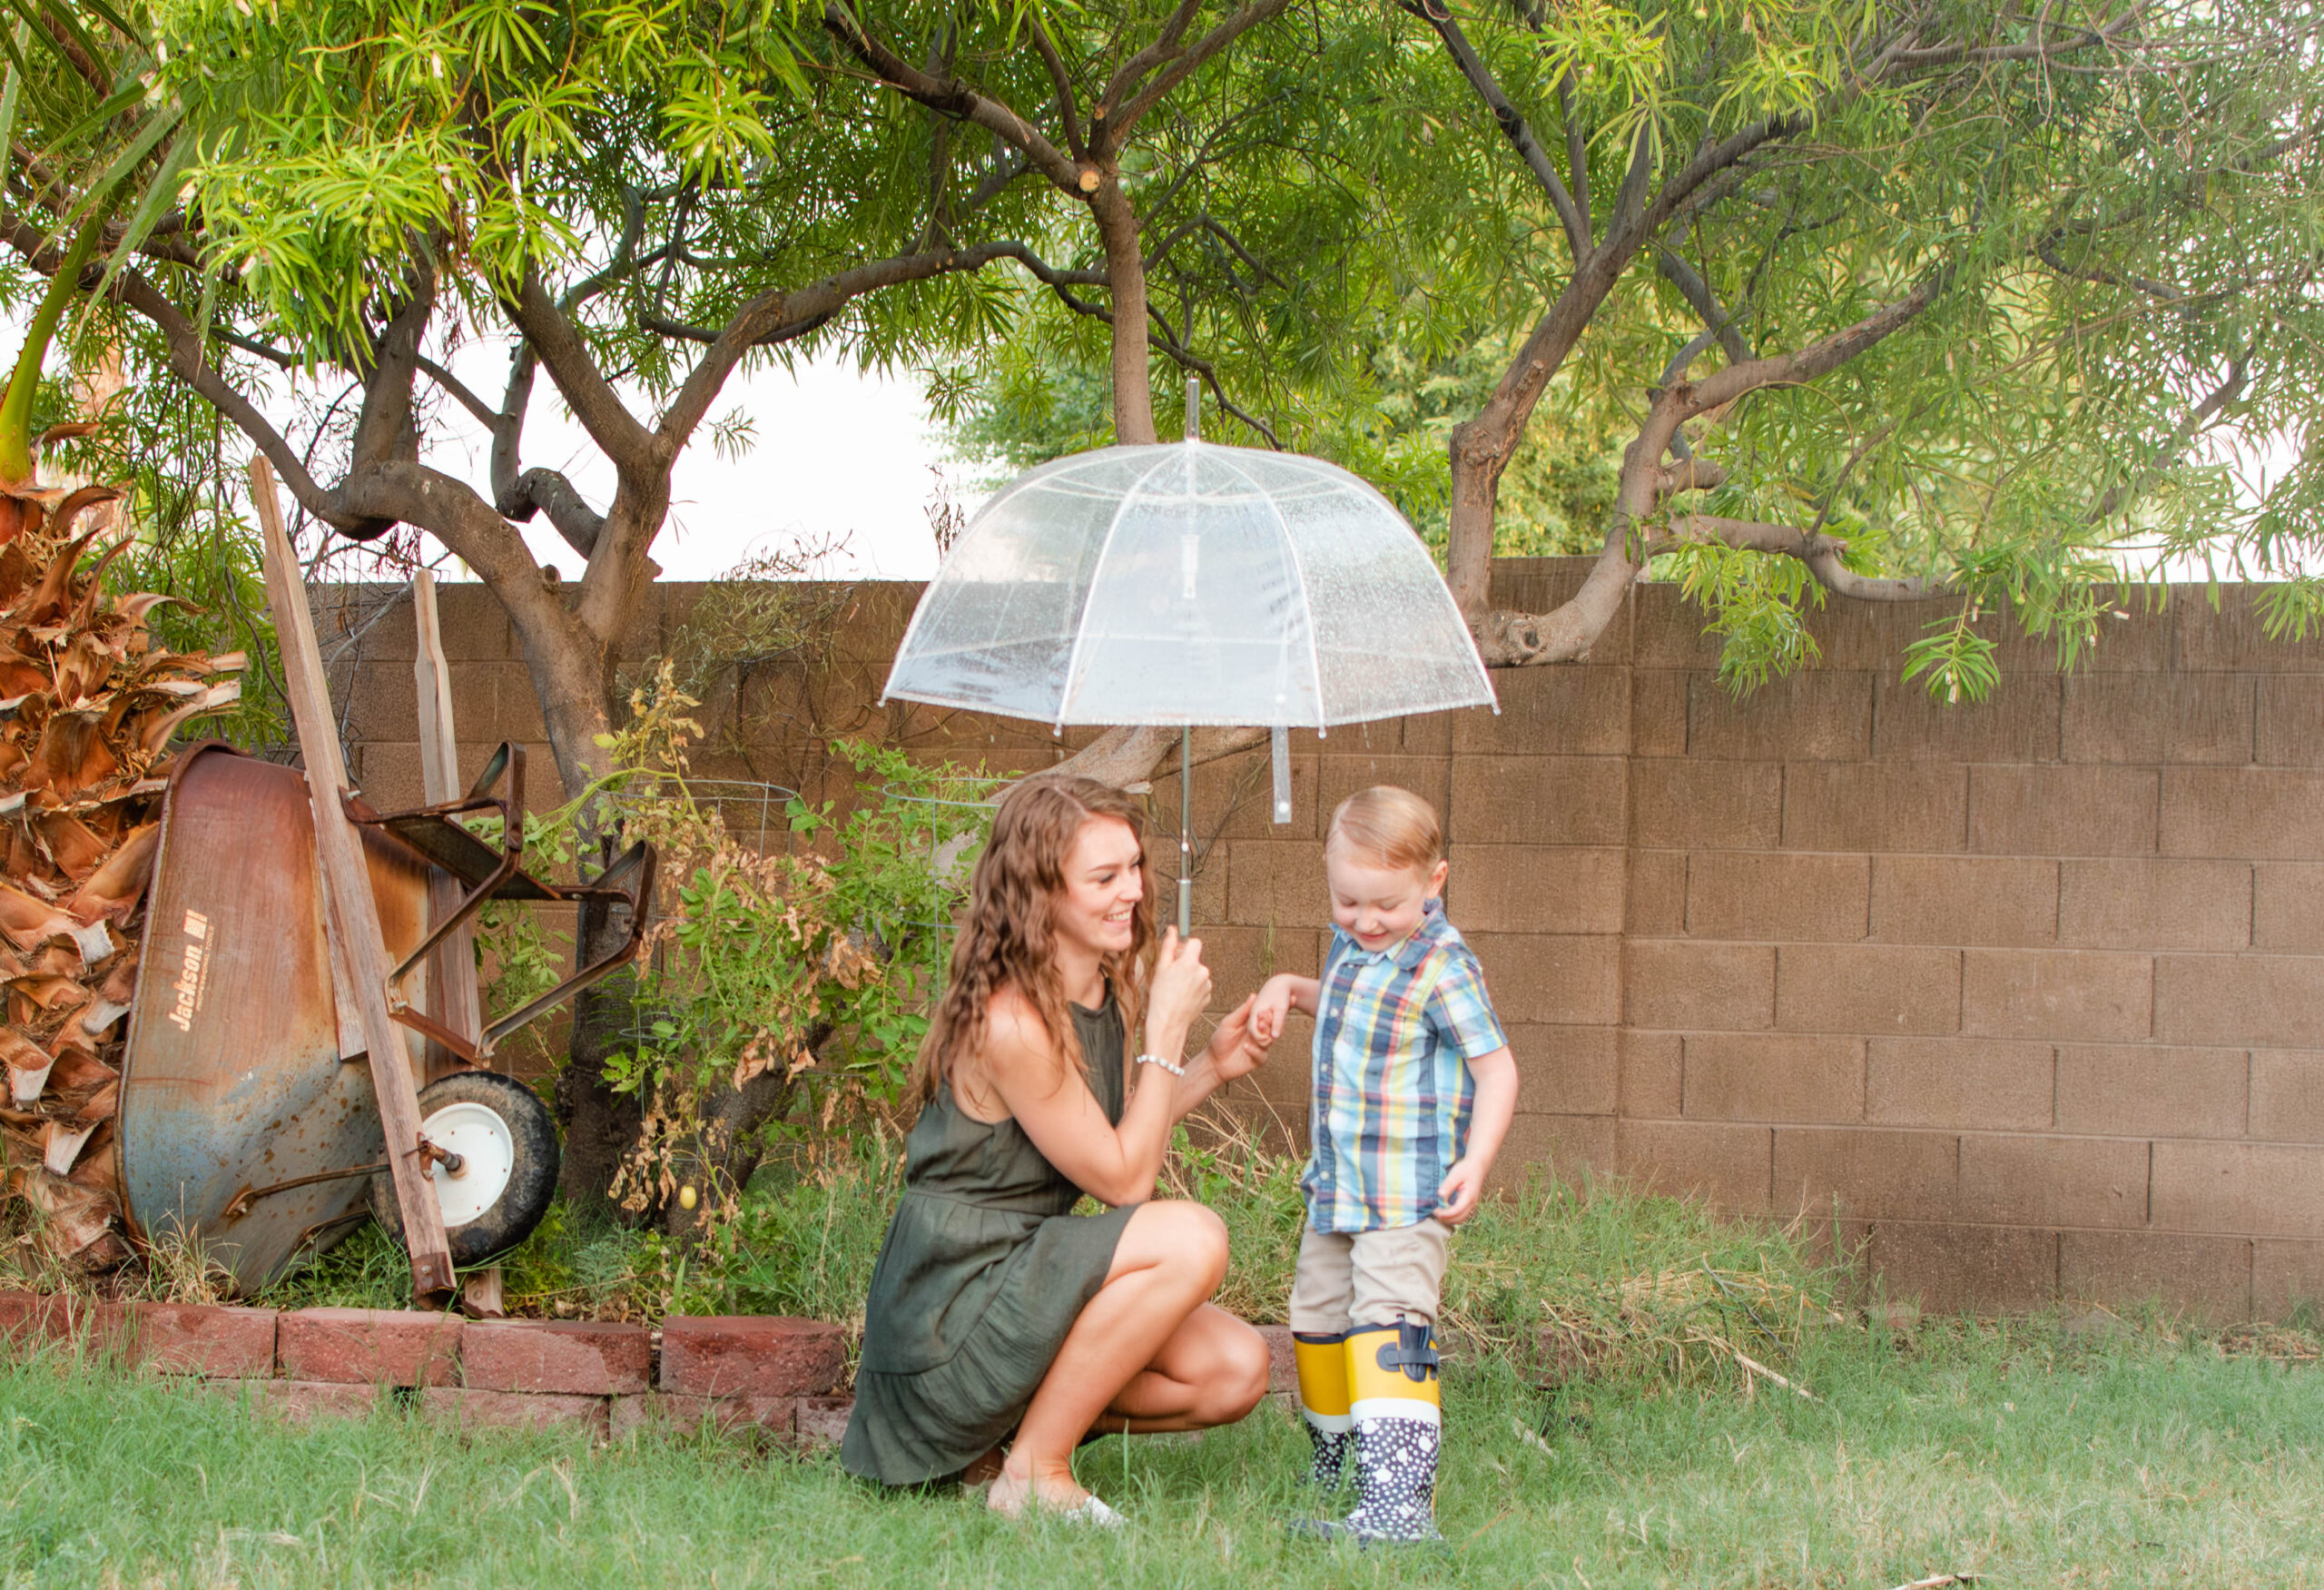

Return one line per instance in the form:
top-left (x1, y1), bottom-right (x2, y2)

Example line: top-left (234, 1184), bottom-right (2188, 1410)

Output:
top-left (1178, 723), bottom-right (1193, 939)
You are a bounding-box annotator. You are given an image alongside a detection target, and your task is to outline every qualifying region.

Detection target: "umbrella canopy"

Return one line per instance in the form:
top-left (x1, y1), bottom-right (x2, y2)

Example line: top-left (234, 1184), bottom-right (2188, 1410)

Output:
top-left (881, 441), bottom-right (1495, 728)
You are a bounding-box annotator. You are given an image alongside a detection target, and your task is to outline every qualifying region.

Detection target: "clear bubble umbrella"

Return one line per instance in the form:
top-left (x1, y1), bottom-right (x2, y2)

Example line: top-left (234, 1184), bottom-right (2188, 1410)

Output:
top-left (882, 391), bottom-right (1496, 933)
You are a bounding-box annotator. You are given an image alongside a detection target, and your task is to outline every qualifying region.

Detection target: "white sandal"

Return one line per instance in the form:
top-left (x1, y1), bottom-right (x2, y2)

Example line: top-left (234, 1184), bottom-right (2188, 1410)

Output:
top-left (1056, 1495), bottom-right (1124, 1528)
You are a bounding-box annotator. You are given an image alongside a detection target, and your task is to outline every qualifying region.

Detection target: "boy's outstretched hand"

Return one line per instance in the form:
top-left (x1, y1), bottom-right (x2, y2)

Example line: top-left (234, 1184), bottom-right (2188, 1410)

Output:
top-left (1203, 994), bottom-right (1270, 1083)
top-left (1436, 1156), bottom-right (1489, 1225)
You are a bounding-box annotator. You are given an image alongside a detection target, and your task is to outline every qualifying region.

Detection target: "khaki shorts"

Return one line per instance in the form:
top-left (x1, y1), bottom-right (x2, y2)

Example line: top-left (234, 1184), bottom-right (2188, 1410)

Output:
top-left (1287, 1220), bottom-right (1451, 1332)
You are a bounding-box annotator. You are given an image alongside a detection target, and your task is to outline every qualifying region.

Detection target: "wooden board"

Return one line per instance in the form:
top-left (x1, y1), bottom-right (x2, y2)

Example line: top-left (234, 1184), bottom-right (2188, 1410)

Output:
top-left (250, 458), bottom-right (455, 1299)
top-left (411, 569), bottom-right (482, 1084)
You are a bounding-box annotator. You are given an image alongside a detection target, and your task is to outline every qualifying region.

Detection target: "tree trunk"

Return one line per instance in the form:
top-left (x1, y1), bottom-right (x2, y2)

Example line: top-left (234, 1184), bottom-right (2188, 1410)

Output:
top-left (556, 844), bottom-right (647, 1224)
top-left (1089, 177), bottom-right (1157, 445)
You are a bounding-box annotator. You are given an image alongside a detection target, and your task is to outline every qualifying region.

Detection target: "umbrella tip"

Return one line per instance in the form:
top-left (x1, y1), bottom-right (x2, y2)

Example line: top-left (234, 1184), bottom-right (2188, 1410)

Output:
top-left (1185, 377), bottom-right (1200, 443)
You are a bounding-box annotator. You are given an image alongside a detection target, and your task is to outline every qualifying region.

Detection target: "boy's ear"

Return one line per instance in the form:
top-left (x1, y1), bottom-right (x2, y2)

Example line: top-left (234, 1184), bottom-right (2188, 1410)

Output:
top-left (1427, 857), bottom-right (1451, 897)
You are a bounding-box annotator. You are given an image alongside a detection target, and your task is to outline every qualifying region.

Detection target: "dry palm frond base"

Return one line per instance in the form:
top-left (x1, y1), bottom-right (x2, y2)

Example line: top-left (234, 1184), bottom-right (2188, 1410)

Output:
top-left (0, 485), bottom-right (244, 1274)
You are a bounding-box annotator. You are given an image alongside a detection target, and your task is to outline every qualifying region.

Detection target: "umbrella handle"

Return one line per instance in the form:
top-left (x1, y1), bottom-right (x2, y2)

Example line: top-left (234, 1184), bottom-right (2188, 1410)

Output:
top-left (1179, 722), bottom-right (1193, 940)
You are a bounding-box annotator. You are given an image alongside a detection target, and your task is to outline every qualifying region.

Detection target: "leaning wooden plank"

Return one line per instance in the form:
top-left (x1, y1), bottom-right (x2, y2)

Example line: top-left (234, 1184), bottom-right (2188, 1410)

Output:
top-left (249, 458), bottom-right (456, 1299)
top-left (411, 568), bottom-right (483, 1085)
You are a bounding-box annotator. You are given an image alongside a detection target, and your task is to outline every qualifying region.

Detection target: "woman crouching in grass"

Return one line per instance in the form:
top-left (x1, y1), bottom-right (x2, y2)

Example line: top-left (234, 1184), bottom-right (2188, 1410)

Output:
top-left (840, 775), bottom-right (1274, 1522)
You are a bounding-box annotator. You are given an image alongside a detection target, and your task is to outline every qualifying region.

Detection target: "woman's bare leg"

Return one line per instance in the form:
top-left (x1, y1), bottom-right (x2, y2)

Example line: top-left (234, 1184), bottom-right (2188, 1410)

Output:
top-left (989, 1200), bottom-right (1251, 1516)
top-left (1085, 1304), bottom-right (1270, 1435)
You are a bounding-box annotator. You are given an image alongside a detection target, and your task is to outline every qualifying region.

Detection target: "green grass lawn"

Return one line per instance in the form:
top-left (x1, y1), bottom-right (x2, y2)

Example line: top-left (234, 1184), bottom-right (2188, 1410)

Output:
top-left (1, 1315), bottom-right (2318, 1589)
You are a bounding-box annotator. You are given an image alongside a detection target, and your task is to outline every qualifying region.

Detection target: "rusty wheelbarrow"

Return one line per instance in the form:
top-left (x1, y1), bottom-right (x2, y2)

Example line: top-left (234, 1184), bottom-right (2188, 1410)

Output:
top-left (114, 737), bottom-right (653, 1294)
top-left (104, 460), bottom-right (656, 1300)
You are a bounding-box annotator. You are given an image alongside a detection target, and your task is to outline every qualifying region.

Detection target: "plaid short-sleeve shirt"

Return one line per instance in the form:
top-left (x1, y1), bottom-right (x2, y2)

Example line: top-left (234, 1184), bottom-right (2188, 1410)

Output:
top-left (1301, 900), bottom-right (1509, 1234)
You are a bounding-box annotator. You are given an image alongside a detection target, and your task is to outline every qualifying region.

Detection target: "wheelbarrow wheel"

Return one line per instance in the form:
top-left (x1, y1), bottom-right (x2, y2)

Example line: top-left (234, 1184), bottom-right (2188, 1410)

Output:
top-left (369, 1071), bottom-right (560, 1265)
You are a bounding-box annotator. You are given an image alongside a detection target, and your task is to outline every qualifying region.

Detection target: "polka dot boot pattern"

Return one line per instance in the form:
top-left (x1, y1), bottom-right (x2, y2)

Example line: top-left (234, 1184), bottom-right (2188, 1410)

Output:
top-left (1291, 1416), bottom-right (1443, 1545)
top-left (1305, 1427), bottom-right (1352, 1488)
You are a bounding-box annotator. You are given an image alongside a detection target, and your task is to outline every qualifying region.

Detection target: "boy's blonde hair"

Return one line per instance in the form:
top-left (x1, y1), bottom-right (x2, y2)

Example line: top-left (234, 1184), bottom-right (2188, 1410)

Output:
top-left (1325, 785), bottom-right (1443, 873)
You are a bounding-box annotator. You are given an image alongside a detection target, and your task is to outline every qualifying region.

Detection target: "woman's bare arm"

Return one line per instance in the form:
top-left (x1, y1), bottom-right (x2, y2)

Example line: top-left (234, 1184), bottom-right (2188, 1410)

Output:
top-left (980, 931), bottom-right (1211, 1207)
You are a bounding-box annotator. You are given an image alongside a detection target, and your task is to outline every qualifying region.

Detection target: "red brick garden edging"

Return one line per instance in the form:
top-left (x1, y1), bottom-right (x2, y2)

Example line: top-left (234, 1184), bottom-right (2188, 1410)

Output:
top-left (0, 1292), bottom-right (860, 1443)
top-left (0, 1293), bottom-right (1313, 1442)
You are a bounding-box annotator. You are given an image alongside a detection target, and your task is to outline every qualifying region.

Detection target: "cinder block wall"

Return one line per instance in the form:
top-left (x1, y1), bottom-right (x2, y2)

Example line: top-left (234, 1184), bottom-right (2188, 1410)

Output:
top-left (320, 559), bottom-right (2324, 1318)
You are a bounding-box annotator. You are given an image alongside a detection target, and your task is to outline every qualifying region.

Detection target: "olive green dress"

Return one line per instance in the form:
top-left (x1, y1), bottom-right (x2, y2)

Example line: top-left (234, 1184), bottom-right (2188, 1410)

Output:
top-left (842, 998), bottom-right (1138, 1486)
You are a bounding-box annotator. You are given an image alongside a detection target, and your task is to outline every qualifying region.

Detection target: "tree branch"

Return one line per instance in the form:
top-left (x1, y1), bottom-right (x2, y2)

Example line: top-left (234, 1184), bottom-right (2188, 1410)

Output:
top-left (1398, 0), bottom-right (1590, 262)
top-left (507, 268), bottom-right (665, 476)
top-left (1110, 0), bottom-right (1296, 146)
top-left (822, 3), bottom-right (1081, 191)
top-left (414, 352), bottom-right (498, 428)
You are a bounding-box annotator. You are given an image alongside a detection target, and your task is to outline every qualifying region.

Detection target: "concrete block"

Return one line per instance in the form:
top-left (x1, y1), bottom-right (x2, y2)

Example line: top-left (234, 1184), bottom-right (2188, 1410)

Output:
top-left (2054, 1044), bottom-right (2248, 1139)
top-left (1395, 711), bottom-right (1456, 757)
top-left (2253, 1239), bottom-right (2324, 1320)
top-left (1222, 841), bottom-right (1325, 928)
top-left (2252, 864), bottom-right (2324, 950)
top-left (123, 1303), bottom-right (278, 1378)
top-left (2155, 954), bottom-right (2324, 1048)
top-left (1781, 764), bottom-right (1968, 854)
top-left (1961, 949), bottom-right (2152, 1042)
top-left (1866, 1038), bottom-right (2054, 1130)
top-left (1680, 1033), bottom-right (1865, 1123)
top-left (1446, 755), bottom-right (1626, 846)
top-left (461, 1320), bottom-right (651, 1397)
top-left (1869, 856), bottom-right (2059, 947)
top-left (2152, 1141), bottom-right (2324, 1237)
top-left (1630, 670), bottom-right (1687, 758)
top-left (1969, 766), bottom-right (2159, 856)
top-left (1632, 760), bottom-right (1782, 849)
top-left (420, 1387), bottom-right (610, 1438)
top-left (1862, 1222), bottom-right (2058, 1314)
top-left (2250, 1051), bottom-right (2324, 1142)
top-left (1626, 849), bottom-right (1687, 936)
top-left (2060, 1232), bottom-right (2253, 1321)
top-left (1956, 1132), bottom-right (2148, 1228)
top-left (2058, 859), bottom-right (2251, 951)
top-left (1614, 1120), bottom-right (1771, 1211)
top-left (2161, 768), bottom-right (2324, 859)
top-left (1506, 1024), bottom-right (1618, 1115)
top-left (1689, 671), bottom-right (1872, 762)
top-left (242, 1379), bottom-right (384, 1426)
top-left (2176, 589), bottom-right (2324, 673)
top-left (1684, 852), bottom-right (1868, 943)
top-left (313, 585), bottom-right (418, 660)
top-left (1632, 584), bottom-right (1723, 670)
top-left (1775, 943), bottom-right (1961, 1035)
top-left (277, 1309), bottom-right (463, 1388)
top-left (658, 1317), bottom-right (845, 1397)
top-left (343, 661), bottom-right (422, 742)
top-left (1463, 933), bottom-right (1620, 1026)
top-left (1446, 845), bottom-right (1624, 935)
top-left (1873, 675), bottom-right (2061, 764)
top-left (1493, 1113), bottom-right (1617, 1187)
top-left (833, 583), bottom-right (921, 663)
top-left (1315, 753), bottom-right (1448, 837)
top-left (350, 742), bottom-right (426, 811)
top-left (2063, 674), bottom-right (2254, 765)
top-left (1772, 1127), bottom-right (1958, 1221)
top-left (2256, 676), bottom-right (2324, 767)
top-left (796, 1396), bottom-right (854, 1447)
top-left (1622, 940), bottom-right (1775, 1031)
top-left (1191, 927), bottom-right (1319, 1015)
top-left (1453, 667), bottom-right (1629, 756)
top-left (1619, 1031), bottom-right (1683, 1119)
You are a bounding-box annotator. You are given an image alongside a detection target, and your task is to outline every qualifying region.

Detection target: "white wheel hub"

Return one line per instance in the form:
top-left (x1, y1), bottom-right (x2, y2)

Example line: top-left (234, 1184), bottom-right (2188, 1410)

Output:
top-left (419, 1101), bottom-right (516, 1228)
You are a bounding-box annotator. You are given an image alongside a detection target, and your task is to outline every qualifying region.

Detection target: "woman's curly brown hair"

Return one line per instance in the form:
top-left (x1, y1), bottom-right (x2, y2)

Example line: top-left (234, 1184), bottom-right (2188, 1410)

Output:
top-left (906, 775), bottom-right (1156, 1111)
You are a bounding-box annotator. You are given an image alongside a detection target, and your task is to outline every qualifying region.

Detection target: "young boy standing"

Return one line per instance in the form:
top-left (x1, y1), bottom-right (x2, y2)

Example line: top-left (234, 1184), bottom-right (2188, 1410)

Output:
top-left (1251, 785), bottom-right (1519, 1545)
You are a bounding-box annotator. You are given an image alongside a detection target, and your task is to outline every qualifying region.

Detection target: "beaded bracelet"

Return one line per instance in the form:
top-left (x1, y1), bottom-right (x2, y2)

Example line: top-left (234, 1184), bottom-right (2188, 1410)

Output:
top-left (1135, 1052), bottom-right (1187, 1077)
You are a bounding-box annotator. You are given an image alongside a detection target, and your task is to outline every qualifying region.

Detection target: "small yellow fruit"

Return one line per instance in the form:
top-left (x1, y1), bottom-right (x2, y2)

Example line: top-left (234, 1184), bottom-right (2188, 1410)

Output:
top-left (679, 1185), bottom-right (698, 1210)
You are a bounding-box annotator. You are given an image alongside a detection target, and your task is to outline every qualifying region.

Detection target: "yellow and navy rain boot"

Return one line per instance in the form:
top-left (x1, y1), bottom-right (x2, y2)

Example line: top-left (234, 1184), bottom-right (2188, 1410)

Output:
top-left (1293, 1328), bottom-right (1353, 1486)
top-left (1294, 1320), bottom-right (1443, 1544)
